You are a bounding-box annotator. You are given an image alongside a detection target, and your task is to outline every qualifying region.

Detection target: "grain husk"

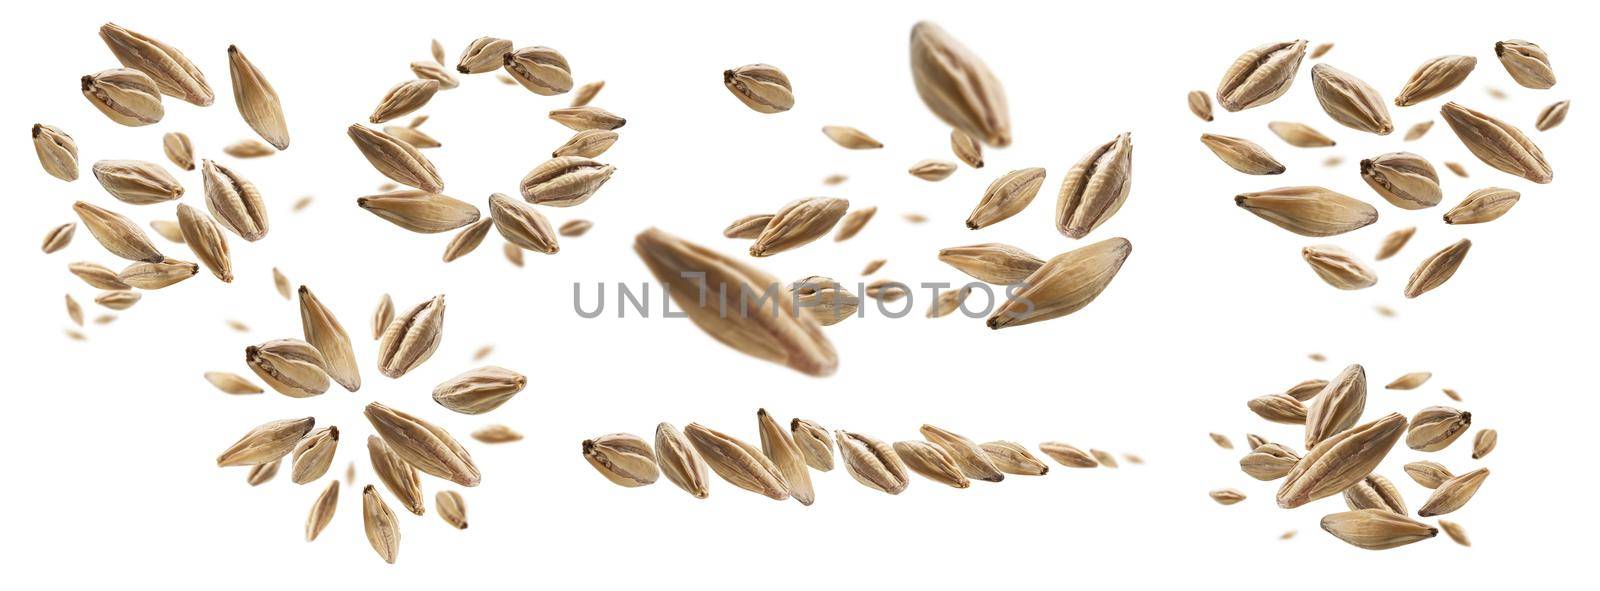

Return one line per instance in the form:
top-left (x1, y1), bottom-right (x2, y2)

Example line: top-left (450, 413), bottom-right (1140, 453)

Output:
top-left (894, 441), bottom-right (970, 488)
top-left (1471, 429), bottom-right (1497, 459)
top-left (348, 125), bottom-right (444, 192)
top-left (1311, 64), bottom-right (1392, 134)
top-left (1302, 245), bottom-right (1377, 290)
top-left (635, 229), bottom-right (837, 376)
top-left (1268, 121), bottom-right (1335, 147)
top-left (290, 426), bottom-right (340, 484)
top-left (751, 197), bottom-right (850, 256)
top-left (503, 46), bottom-right (572, 95)
top-left (1404, 239), bottom-right (1471, 298)
top-left (81, 68), bottom-right (163, 126)
top-left (1235, 187), bottom-right (1377, 237)
top-left (227, 45), bottom-right (289, 149)
top-left (358, 190), bottom-right (479, 233)
top-left (950, 130), bottom-right (984, 168)
top-left (988, 237), bottom-right (1130, 329)
top-left (1038, 442), bottom-right (1098, 468)
top-left (723, 64), bottom-right (793, 113)
top-left (938, 243), bottom-right (1044, 285)
top-left (432, 366), bottom-right (526, 414)
top-left (1188, 90), bottom-right (1213, 121)
top-left (723, 214), bottom-right (772, 239)
top-left (436, 491), bottom-right (467, 529)
top-left (1404, 461), bottom-right (1454, 489)
top-left (909, 159), bottom-right (957, 181)
top-left (909, 21), bottom-right (1011, 146)
top-left (298, 286), bottom-right (361, 392)
top-left (1440, 102), bottom-right (1551, 183)
top-left (655, 423), bottom-right (710, 498)
top-left (246, 338), bottom-right (329, 398)
top-left (375, 295), bottom-right (446, 379)
top-left (549, 106), bottom-right (625, 131)
top-left (176, 204), bottom-right (233, 282)
top-left (200, 160), bottom-right (269, 241)
top-left (368, 79), bottom-right (439, 124)
top-left (919, 424), bottom-right (1003, 482)
top-left (73, 201), bottom-right (163, 262)
top-left (1395, 56), bottom-right (1476, 107)
top-left (979, 441), bottom-right (1049, 475)
top-left (33, 124), bottom-right (79, 181)
top-left (1304, 364), bottom-right (1367, 447)
top-left (456, 37), bottom-right (512, 74)
top-left (1535, 100), bottom-right (1569, 131)
top-left (686, 423), bottom-right (790, 500)
top-left (1419, 468), bottom-right (1489, 516)
top-left (1277, 413), bottom-right (1406, 509)
top-left (1343, 474), bottom-right (1406, 514)
top-left (1405, 406), bottom-right (1471, 452)
top-left (1495, 40), bottom-right (1555, 89)
top-left (118, 258), bottom-right (197, 289)
top-left (1216, 40), bottom-right (1307, 111)
top-left (1056, 133), bottom-right (1133, 238)
top-left (967, 168), bottom-right (1045, 229)
top-left (304, 481), bottom-right (338, 541)
top-left (1240, 443), bottom-right (1299, 481)
top-left (362, 485), bottom-right (401, 563)
top-left (757, 409), bottom-right (815, 505)
top-left (583, 433), bottom-right (659, 487)
top-left (518, 156), bottom-right (615, 207)
top-left (1200, 134), bottom-right (1284, 175)
top-left (1375, 226), bottom-right (1416, 261)
top-left (1248, 394), bottom-right (1308, 424)
top-left (552, 130), bottom-right (618, 158)
top-left (571, 80), bottom-right (604, 107)
top-left (834, 206), bottom-right (877, 241)
top-left (99, 23), bottom-right (212, 105)
top-left (41, 223), bottom-right (76, 254)
top-left (1444, 187), bottom-right (1519, 224)
top-left (365, 402), bottom-right (479, 487)
top-left (442, 218), bottom-right (493, 262)
top-left (1321, 509), bottom-right (1436, 550)
top-left (216, 417), bottom-right (315, 467)
top-left (489, 193), bottom-right (559, 254)
top-left (836, 430), bottom-right (909, 494)
top-left (368, 435), bottom-right (425, 515)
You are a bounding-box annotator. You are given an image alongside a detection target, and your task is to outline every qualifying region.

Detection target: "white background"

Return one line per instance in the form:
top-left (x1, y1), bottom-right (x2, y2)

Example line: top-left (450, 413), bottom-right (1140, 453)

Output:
top-left (3, 0), bottom-right (1594, 587)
